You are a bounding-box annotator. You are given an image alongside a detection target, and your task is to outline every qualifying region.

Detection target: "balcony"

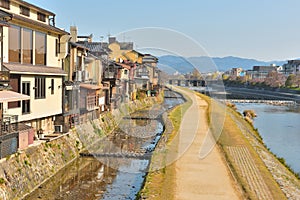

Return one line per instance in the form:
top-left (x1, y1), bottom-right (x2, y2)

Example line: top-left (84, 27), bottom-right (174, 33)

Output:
top-left (0, 71), bottom-right (9, 82)
top-left (0, 114), bottom-right (18, 136)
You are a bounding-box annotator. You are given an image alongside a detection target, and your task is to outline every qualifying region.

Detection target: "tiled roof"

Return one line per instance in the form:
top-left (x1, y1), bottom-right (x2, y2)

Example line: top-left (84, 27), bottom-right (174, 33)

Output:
top-left (77, 41), bottom-right (109, 54)
top-left (120, 42), bottom-right (133, 50)
top-left (4, 63), bottom-right (67, 76)
top-left (69, 42), bottom-right (89, 50)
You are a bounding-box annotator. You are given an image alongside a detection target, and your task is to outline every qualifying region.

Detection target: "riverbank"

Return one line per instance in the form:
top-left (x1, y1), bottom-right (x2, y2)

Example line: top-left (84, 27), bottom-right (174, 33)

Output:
top-left (0, 94), bottom-right (163, 200)
top-left (139, 87), bottom-right (240, 199)
top-left (140, 87), bottom-right (300, 199)
top-left (199, 92), bottom-right (300, 199)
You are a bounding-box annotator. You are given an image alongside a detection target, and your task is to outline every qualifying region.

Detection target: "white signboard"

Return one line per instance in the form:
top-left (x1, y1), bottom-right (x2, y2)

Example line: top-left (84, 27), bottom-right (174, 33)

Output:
top-left (99, 96), bottom-right (105, 105)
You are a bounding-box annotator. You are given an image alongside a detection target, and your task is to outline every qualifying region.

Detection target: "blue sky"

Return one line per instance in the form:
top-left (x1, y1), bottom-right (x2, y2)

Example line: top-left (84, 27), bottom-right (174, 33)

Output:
top-left (28, 0), bottom-right (300, 61)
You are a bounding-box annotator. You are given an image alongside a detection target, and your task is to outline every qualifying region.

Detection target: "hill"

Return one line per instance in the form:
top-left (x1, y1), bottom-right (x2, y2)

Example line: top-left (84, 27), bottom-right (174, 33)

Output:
top-left (157, 55), bottom-right (286, 74)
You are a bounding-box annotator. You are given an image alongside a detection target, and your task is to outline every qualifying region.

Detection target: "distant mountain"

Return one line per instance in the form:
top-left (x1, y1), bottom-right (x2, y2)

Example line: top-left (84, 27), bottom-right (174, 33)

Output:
top-left (158, 55), bottom-right (287, 74)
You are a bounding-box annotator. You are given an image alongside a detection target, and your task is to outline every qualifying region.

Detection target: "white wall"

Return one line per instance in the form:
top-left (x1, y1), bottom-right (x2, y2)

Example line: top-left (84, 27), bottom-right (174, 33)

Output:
top-left (47, 35), bottom-right (60, 67)
top-left (6, 76), bottom-right (63, 122)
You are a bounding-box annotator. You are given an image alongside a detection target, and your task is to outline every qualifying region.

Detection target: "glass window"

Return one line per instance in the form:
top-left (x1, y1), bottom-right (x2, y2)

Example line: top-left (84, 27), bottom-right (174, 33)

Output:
top-left (22, 28), bottom-right (32, 64)
top-left (9, 25), bottom-right (21, 63)
top-left (51, 78), bottom-right (54, 95)
top-left (0, 0), bottom-right (10, 9)
top-left (55, 38), bottom-right (59, 57)
top-left (37, 12), bottom-right (46, 22)
top-left (8, 101), bottom-right (20, 109)
top-left (20, 5), bottom-right (30, 16)
top-left (35, 31), bottom-right (46, 65)
top-left (35, 77), bottom-right (46, 99)
top-left (22, 82), bottom-right (30, 114)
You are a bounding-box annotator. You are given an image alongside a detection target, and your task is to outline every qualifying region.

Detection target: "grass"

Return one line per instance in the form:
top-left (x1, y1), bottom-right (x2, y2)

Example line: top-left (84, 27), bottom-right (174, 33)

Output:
top-left (196, 92), bottom-right (287, 200)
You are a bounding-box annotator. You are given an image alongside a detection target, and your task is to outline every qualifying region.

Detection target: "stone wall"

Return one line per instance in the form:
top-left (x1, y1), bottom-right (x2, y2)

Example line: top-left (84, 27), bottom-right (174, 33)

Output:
top-left (0, 95), bottom-right (162, 200)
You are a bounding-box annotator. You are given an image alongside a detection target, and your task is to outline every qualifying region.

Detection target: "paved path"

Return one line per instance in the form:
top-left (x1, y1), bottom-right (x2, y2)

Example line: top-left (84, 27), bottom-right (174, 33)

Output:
top-left (173, 88), bottom-right (240, 200)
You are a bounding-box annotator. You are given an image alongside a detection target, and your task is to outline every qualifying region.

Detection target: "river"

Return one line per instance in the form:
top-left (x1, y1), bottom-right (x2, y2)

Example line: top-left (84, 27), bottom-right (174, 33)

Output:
top-left (24, 90), bottom-right (184, 200)
top-left (235, 103), bottom-right (300, 174)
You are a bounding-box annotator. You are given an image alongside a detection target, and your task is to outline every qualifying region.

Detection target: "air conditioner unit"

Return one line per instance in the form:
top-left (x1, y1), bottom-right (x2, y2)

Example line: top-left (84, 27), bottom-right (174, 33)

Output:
top-left (54, 125), bottom-right (63, 133)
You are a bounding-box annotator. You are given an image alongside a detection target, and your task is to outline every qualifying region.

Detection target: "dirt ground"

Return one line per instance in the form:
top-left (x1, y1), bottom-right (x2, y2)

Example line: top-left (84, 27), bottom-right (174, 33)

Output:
top-left (174, 88), bottom-right (241, 200)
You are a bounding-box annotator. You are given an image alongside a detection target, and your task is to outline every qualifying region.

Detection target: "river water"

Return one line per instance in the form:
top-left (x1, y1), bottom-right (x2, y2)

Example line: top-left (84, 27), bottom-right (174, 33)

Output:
top-left (235, 103), bottom-right (300, 174)
top-left (24, 90), bottom-right (184, 200)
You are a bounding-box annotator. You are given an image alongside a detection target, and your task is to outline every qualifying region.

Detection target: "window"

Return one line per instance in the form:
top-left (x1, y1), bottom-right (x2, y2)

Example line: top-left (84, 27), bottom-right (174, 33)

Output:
top-left (20, 5), bottom-right (30, 16)
top-left (124, 69), bottom-right (128, 75)
top-left (9, 25), bottom-right (21, 63)
top-left (22, 28), bottom-right (32, 64)
top-left (22, 82), bottom-right (30, 114)
top-left (51, 79), bottom-right (54, 95)
top-left (37, 12), bottom-right (46, 22)
top-left (0, 0), bottom-right (10, 9)
top-left (55, 38), bottom-right (59, 57)
top-left (8, 101), bottom-right (20, 109)
top-left (35, 31), bottom-right (46, 65)
top-left (35, 77), bottom-right (46, 99)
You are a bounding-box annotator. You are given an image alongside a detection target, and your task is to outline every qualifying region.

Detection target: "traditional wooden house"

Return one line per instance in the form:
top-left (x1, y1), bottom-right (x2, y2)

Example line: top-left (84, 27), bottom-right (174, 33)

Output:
top-left (0, 0), bottom-right (68, 139)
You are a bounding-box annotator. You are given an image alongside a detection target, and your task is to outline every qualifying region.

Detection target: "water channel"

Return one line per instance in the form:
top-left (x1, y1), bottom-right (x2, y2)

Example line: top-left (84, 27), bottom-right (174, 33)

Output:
top-left (235, 103), bottom-right (300, 174)
top-left (24, 90), bottom-right (184, 200)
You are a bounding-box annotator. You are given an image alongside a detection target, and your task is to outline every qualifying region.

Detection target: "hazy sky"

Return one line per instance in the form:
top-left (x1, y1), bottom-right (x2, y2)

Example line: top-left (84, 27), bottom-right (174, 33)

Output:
top-left (27, 0), bottom-right (300, 61)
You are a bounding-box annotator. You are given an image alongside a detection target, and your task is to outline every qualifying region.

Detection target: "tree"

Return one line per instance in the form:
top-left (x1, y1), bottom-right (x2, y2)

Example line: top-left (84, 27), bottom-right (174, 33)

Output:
top-left (285, 74), bottom-right (296, 87)
top-left (265, 71), bottom-right (287, 88)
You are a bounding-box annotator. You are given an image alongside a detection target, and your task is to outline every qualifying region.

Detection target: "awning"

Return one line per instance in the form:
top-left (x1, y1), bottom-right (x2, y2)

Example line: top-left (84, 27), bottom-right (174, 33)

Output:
top-left (80, 83), bottom-right (101, 90)
top-left (0, 91), bottom-right (30, 102)
top-left (3, 63), bottom-right (67, 76)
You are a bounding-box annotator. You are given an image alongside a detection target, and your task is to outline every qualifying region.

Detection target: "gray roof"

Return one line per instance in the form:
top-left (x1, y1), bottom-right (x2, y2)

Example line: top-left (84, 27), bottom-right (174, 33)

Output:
top-left (120, 42), bottom-right (133, 50)
top-left (77, 41), bottom-right (110, 56)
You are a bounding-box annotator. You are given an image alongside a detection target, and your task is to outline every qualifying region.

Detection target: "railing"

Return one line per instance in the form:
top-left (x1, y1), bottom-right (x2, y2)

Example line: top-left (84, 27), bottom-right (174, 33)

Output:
top-left (0, 71), bottom-right (10, 82)
top-left (0, 115), bottom-right (18, 136)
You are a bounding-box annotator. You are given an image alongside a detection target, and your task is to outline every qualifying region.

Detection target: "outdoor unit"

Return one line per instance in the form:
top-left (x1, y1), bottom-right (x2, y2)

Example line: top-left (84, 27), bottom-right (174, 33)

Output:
top-left (54, 125), bottom-right (63, 133)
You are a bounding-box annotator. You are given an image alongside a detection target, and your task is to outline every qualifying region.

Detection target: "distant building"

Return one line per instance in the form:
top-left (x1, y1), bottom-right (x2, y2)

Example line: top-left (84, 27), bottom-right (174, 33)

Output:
top-left (247, 65), bottom-right (277, 80)
top-left (282, 60), bottom-right (300, 75)
top-left (231, 68), bottom-right (243, 77)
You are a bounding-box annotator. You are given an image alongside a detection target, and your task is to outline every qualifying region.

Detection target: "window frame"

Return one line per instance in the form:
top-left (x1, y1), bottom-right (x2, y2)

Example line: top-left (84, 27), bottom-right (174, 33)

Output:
top-left (8, 25), bottom-right (21, 63)
top-left (0, 0), bottom-right (10, 9)
top-left (34, 76), bottom-right (46, 99)
top-left (35, 31), bottom-right (47, 65)
top-left (51, 78), bottom-right (54, 95)
top-left (22, 82), bottom-right (30, 114)
top-left (20, 5), bottom-right (30, 17)
top-left (22, 28), bottom-right (33, 64)
top-left (37, 12), bottom-right (46, 22)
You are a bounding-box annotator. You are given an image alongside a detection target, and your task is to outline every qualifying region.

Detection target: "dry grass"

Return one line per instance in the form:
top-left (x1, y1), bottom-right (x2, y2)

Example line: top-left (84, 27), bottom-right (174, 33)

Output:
top-left (196, 92), bottom-right (286, 200)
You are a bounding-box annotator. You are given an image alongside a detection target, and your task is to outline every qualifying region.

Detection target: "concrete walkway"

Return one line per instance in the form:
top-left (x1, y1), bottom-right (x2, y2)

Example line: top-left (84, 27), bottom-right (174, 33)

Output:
top-left (173, 88), bottom-right (240, 200)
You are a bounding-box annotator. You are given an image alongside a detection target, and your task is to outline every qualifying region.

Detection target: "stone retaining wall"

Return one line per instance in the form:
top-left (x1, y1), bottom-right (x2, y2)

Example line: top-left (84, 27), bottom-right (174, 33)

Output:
top-left (0, 95), bottom-right (162, 200)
